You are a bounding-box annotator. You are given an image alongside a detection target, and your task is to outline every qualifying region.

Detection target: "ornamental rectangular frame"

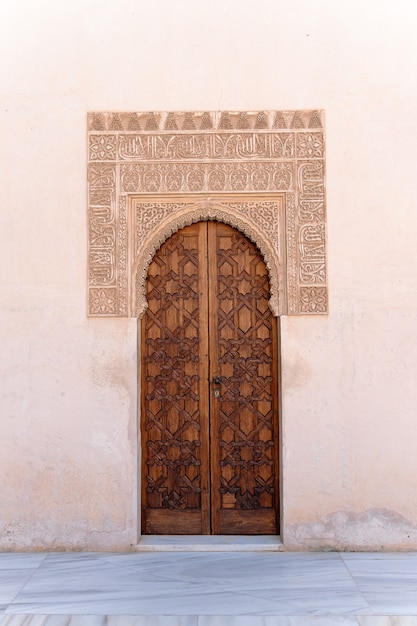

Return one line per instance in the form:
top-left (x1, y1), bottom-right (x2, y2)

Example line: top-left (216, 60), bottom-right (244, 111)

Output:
top-left (87, 110), bottom-right (327, 317)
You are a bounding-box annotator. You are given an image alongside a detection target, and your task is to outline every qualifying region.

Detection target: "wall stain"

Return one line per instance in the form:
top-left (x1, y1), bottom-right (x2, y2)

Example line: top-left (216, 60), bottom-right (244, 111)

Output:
top-left (285, 508), bottom-right (417, 551)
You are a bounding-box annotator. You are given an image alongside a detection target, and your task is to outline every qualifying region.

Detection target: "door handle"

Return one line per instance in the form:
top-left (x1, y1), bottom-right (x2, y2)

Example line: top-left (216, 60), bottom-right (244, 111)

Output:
top-left (213, 376), bottom-right (222, 385)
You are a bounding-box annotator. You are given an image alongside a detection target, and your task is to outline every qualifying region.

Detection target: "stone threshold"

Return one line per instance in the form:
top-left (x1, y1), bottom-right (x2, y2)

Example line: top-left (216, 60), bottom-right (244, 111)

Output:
top-left (135, 535), bottom-right (285, 552)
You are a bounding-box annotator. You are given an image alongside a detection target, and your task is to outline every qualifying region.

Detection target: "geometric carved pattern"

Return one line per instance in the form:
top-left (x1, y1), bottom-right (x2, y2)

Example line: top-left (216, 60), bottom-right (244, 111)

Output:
top-left (87, 110), bottom-right (327, 316)
top-left (143, 227), bottom-right (203, 513)
top-left (142, 221), bottom-right (279, 534)
top-left (212, 226), bottom-right (278, 521)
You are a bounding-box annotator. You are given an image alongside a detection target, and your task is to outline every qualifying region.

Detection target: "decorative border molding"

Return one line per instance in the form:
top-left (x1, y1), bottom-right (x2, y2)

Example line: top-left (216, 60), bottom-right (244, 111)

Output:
top-left (87, 110), bottom-right (327, 317)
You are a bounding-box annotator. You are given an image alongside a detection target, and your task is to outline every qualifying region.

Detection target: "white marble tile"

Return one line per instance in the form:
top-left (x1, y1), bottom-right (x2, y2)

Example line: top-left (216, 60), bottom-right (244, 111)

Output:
top-left (0, 571), bottom-right (40, 604)
top-left (0, 618), bottom-right (72, 626)
top-left (242, 589), bottom-right (370, 615)
top-left (340, 555), bottom-right (417, 613)
top-left (3, 582), bottom-right (370, 617)
top-left (0, 619), bottom-right (197, 626)
top-left (3, 552), bottom-right (367, 615)
top-left (99, 617), bottom-right (195, 625)
top-left (101, 552), bottom-right (343, 586)
top-left (0, 619), bottom-right (363, 626)
top-left (341, 554), bottom-right (417, 561)
top-left (357, 615), bottom-right (417, 626)
top-left (341, 555), bottom-right (417, 577)
top-left (0, 556), bottom-right (45, 607)
top-left (198, 618), bottom-right (360, 626)
top-left (33, 555), bottom-right (110, 571)
top-left (95, 552), bottom-right (337, 589)
top-left (97, 554), bottom-right (209, 583)
top-left (136, 536), bottom-right (284, 552)
top-left (0, 555), bottom-right (47, 570)
top-left (4, 589), bottom-right (286, 616)
top-left (1, 551), bottom-right (417, 617)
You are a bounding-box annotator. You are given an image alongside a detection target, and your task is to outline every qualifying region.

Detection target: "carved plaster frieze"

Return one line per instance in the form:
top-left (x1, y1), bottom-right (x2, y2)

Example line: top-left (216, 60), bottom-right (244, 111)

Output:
top-left (87, 110), bottom-right (327, 317)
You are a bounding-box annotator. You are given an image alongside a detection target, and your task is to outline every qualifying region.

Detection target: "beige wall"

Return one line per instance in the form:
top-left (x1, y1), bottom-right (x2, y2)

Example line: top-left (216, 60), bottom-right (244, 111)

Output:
top-left (1, 0), bottom-right (417, 550)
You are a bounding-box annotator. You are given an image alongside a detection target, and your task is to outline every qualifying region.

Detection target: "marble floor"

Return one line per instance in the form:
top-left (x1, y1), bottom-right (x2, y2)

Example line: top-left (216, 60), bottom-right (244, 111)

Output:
top-left (0, 548), bottom-right (417, 626)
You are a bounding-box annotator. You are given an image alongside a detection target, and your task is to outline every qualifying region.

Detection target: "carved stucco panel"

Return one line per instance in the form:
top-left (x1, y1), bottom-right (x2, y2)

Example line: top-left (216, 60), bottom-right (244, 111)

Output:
top-left (129, 195), bottom-right (286, 318)
top-left (87, 110), bottom-right (327, 317)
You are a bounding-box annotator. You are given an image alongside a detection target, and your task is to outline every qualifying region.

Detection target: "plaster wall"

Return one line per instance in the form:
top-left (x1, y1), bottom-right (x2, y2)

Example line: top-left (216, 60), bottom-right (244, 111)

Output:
top-left (1, 0), bottom-right (417, 550)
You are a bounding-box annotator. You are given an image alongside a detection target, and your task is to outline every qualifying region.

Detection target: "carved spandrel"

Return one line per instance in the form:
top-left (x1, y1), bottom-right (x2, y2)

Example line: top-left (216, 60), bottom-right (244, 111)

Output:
top-left (133, 199), bottom-right (282, 251)
top-left (226, 201), bottom-right (279, 250)
top-left (132, 199), bottom-right (285, 319)
top-left (135, 202), bottom-right (186, 254)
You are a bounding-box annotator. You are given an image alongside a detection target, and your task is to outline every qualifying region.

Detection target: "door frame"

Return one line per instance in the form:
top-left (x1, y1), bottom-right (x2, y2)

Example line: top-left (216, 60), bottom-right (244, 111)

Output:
top-left (137, 216), bottom-right (283, 538)
top-left (87, 110), bottom-right (327, 545)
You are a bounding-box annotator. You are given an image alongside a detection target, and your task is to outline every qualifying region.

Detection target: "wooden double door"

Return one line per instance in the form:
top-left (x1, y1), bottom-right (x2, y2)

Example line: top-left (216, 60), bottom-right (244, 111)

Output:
top-left (141, 221), bottom-right (279, 534)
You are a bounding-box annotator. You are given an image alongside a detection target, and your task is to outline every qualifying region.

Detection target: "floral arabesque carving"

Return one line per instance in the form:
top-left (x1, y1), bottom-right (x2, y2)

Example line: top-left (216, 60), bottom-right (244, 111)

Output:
top-left (87, 110), bottom-right (327, 317)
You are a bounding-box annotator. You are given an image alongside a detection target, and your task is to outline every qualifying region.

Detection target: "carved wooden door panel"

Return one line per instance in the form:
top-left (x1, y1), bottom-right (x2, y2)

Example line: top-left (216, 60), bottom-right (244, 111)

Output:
top-left (141, 223), bottom-right (210, 534)
top-left (208, 222), bottom-right (279, 534)
top-left (141, 221), bottom-right (279, 535)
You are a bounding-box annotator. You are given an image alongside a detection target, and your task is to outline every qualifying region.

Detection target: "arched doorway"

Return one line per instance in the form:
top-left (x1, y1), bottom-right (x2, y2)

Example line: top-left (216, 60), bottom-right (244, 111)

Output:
top-left (141, 221), bottom-right (279, 534)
